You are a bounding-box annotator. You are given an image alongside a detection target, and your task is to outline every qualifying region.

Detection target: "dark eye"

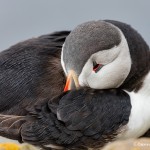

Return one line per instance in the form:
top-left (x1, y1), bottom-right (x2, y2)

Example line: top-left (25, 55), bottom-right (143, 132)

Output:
top-left (93, 61), bottom-right (103, 73)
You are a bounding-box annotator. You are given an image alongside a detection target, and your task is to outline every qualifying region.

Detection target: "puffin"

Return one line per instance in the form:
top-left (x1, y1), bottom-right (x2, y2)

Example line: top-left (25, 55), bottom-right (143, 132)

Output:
top-left (0, 20), bottom-right (150, 150)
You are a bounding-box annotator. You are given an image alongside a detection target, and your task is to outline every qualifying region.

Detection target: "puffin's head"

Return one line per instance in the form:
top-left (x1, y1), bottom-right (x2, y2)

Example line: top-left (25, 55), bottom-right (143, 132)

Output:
top-left (61, 20), bottom-right (149, 91)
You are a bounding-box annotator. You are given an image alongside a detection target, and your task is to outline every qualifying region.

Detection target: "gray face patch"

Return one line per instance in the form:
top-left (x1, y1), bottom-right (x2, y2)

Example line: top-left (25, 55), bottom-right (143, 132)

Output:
top-left (62, 20), bottom-right (121, 76)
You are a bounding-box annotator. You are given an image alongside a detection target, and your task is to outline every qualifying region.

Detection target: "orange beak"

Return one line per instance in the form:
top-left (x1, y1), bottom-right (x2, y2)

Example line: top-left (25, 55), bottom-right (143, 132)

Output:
top-left (64, 70), bottom-right (80, 92)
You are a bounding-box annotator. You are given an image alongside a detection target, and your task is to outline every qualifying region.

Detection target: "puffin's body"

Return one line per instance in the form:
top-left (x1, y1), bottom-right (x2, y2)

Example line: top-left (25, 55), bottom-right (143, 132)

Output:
top-left (0, 20), bottom-right (150, 149)
top-left (0, 31), bottom-right (70, 115)
top-left (0, 72), bottom-right (150, 149)
top-left (19, 74), bottom-right (150, 148)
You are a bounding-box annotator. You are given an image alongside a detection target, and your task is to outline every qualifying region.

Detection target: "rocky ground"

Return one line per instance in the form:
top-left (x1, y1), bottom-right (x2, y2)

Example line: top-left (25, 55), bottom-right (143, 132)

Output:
top-left (1, 138), bottom-right (150, 150)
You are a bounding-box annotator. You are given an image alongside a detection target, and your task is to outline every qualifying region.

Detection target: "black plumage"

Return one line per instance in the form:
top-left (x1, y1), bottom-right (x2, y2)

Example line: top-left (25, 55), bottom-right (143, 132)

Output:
top-left (0, 88), bottom-right (131, 149)
top-left (0, 31), bottom-right (70, 115)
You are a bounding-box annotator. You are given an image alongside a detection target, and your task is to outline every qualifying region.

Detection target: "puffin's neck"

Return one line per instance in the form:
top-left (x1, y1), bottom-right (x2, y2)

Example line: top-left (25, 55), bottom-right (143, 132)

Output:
top-left (138, 71), bottom-right (150, 97)
top-left (118, 71), bottom-right (150, 139)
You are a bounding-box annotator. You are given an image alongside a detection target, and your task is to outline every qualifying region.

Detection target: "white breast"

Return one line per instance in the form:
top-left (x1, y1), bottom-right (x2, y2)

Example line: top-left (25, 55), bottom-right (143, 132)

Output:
top-left (118, 72), bottom-right (150, 139)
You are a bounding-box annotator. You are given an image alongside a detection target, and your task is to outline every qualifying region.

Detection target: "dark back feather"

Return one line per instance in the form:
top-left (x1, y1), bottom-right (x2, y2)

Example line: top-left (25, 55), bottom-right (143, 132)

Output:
top-left (0, 31), bottom-right (70, 115)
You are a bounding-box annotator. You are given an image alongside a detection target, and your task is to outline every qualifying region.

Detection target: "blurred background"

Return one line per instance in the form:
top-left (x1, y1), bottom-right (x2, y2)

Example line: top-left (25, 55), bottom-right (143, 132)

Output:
top-left (0, 0), bottom-right (149, 51)
top-left (0, 0), bottom-right (149, 143)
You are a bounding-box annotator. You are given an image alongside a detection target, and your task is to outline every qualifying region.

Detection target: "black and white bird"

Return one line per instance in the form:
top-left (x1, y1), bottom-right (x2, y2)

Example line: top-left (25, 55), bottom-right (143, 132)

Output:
top-left (0, 20), bottom-right (149, 149)
top-left (61, 20), bottom-right (150, 145)
top-left (61, 19), bottom-right (150, 140)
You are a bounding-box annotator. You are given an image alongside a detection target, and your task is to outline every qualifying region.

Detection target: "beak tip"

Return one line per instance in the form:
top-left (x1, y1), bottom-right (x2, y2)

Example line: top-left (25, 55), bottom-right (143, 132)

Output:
top-left (64, 70), bottom-right (80, 92)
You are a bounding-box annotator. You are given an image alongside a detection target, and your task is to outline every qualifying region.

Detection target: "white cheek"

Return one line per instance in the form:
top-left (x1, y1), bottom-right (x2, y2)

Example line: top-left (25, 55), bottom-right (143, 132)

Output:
top-left (78, 59), bottom-right (93, 86)
top-left (79, 54), bottom-right (131, 89)
top-left (87, 55), bottom-right (131, 89)
top-left (78, 26), bottom-right (131, 89)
